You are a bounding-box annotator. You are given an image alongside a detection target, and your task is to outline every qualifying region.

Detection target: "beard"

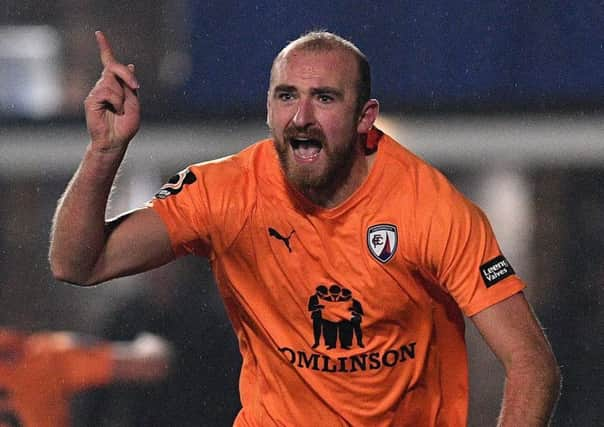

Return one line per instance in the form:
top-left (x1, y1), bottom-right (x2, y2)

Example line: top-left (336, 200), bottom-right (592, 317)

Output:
top-left (271, 124), bottom-right (357, 196)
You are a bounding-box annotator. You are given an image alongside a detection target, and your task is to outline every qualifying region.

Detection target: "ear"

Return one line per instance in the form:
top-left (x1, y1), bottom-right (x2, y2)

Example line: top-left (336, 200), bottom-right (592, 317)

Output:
top-left (266, 91), bottom-right (272, 127)
top-left (356, 99), bottom-right (380, 134)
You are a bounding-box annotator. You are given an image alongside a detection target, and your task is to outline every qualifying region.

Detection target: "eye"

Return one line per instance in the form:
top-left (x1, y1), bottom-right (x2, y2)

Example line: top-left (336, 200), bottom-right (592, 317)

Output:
top-left (277, 92), bottom-right (294, 102)
top-left (317, 93), bottom-right (334, 103)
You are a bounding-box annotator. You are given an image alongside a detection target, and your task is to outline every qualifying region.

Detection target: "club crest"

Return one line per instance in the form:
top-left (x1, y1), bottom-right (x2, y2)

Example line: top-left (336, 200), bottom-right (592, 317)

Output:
top-left (367, 224), bottom-right (398, 263)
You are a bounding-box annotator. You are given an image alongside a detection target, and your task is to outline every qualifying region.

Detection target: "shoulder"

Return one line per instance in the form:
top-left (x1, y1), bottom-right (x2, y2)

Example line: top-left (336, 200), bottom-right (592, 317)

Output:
top-left (152, 139), bottom-right (274, 203)
top-left (377, 132), bottom-right (483, 259)
top-left (186, 139), bottom-right (274, 188)
top-left (379, 132), bottom-right (463, 212)
top-left (148, 139), bottom-right (277, 253)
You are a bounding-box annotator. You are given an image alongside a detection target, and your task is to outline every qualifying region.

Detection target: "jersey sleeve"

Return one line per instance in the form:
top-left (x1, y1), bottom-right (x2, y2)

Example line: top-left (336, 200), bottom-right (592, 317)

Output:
top-left (147, 164), bottom-right (213, 258)
top-left (147, 153), bottom-right (258, 260)
top-left (417, 174), bottom-right (525, 316)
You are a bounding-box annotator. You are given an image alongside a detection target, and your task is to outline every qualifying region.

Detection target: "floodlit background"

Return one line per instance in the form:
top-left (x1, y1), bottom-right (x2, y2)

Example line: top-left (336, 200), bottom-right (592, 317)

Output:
top-left (1, 2), bottom-right (602, 426)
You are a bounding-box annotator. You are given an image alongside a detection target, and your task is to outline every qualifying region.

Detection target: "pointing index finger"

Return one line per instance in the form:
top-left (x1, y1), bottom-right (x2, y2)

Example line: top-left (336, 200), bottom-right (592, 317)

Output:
top-left (94, 31), bottom-right (140, 89)
top-left (95, 30), bottom-right (116, 67)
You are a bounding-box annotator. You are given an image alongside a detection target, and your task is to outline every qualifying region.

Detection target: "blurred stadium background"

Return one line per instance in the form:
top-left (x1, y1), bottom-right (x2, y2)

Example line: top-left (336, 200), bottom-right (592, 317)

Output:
top-left (0, 1), bottom-right (602, 425)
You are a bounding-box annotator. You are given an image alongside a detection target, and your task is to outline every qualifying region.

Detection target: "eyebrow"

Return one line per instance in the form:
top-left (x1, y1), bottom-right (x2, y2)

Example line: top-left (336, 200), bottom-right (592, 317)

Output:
top-left (311, 86), bottom-right (344, 99)
top-left (273, 84), bottom-right (297, 94)
top-left (272, 84), bottom-right (344, 99)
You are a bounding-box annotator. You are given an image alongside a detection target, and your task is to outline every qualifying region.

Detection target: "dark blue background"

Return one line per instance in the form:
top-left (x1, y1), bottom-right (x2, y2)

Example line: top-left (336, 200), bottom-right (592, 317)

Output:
top-left (184, 1), bottom-right (603, 115)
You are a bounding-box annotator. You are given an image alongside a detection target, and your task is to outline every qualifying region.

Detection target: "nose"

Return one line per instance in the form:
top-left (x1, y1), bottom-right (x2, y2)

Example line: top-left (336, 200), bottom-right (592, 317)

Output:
top-left (292, 97), bottom-right (316, 129)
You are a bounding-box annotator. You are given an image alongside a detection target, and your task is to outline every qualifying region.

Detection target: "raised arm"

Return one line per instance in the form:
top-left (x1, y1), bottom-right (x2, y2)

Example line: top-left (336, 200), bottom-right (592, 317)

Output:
top-left (471, 292), bottom-right (561, 427)
top-left (49, 31), bottom-right (173, 286)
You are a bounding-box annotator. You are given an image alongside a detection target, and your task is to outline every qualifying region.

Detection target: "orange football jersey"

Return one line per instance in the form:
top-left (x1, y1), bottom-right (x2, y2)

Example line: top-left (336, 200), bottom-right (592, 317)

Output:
top-left (0, 331), bottom-right (113, 427)
top-left (149, 129), bottom-right (525, 426)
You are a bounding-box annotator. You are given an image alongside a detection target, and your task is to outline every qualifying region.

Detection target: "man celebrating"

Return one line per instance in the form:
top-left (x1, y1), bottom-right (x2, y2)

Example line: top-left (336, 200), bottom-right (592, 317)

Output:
top-left (50, 30), bottom-right (560, 426)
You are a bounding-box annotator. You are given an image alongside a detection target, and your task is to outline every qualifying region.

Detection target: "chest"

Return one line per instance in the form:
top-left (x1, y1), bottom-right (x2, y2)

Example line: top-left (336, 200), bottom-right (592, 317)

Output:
top-left (220, 195), bottom-right (433, 332)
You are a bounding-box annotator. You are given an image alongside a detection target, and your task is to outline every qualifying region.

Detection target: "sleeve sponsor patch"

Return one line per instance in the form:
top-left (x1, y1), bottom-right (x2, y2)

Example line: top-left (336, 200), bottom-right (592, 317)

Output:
top-left (154, 168), bottom-right (197, 199)
top-left (480, 255), bottom-right (515, 288)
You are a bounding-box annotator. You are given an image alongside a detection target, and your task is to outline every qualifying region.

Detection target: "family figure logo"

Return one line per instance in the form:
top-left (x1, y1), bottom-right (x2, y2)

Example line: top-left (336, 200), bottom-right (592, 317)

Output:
top-left (280, 284), bottom-right (416, 373)
top-left (308, 284), bottom-right (365, 350)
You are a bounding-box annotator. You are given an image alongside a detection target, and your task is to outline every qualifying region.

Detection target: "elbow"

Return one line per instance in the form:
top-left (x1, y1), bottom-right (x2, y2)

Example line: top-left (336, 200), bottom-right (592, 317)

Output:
top-left (50, 268), bottom-right (89, 287)
top-left (49, 259), bottom-right (97, 287)
top-left (541, 354), bottom-right (563, 415)
top-left (548, 357), bottom-right (563, 396)
top-left (509, 347), bottom-right (562, 396)
top-left (540, 347), bottom-right (562, 392)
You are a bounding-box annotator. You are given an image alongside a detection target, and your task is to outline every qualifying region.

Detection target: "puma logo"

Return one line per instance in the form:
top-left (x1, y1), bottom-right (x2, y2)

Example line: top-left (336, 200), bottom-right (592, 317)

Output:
top-left (268, 227), bottom-right (296, 252)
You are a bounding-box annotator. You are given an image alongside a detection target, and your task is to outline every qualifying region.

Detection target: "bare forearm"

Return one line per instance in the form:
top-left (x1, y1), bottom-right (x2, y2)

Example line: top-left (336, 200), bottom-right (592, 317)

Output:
top-left (497, 355), bottom-right (561, 427)
top-left (471, 293), bottom-right (562, 427)
top-left (49, 144), bottom-right (127, 284)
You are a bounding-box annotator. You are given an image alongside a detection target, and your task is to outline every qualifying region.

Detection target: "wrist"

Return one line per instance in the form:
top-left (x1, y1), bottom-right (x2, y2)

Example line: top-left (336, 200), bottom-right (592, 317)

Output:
top-left (81, 142), bottom-right (128, 181)
top-left (88, 138), bottom-right (129, 155)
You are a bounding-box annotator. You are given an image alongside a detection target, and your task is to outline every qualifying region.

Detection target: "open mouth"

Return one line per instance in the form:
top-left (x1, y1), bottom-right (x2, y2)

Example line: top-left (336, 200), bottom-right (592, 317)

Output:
top-left (290, 137), bottom-right (323, 162)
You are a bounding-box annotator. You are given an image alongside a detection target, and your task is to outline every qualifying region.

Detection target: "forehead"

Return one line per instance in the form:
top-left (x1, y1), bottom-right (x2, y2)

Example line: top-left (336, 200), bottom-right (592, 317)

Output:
top-left (271, 48), bottom-right (359, 89)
